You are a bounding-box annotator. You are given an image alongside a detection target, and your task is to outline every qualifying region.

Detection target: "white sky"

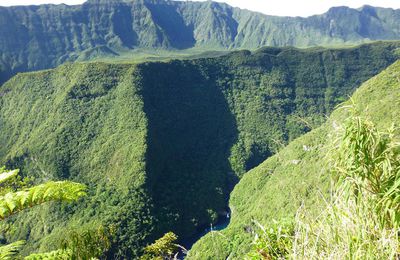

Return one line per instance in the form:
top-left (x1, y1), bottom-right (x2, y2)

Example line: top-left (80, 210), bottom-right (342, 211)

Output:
top-left (1, 0), bottom-right (400, 17)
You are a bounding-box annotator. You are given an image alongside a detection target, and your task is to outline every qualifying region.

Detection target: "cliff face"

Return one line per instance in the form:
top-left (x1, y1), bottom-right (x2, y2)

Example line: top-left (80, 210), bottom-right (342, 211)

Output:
top-left (1, 1), bottom-right (400, 84)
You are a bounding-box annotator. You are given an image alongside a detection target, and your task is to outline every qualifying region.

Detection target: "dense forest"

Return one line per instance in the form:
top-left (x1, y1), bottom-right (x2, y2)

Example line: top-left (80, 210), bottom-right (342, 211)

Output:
top-left (0, 41), bottom-right (399, 258)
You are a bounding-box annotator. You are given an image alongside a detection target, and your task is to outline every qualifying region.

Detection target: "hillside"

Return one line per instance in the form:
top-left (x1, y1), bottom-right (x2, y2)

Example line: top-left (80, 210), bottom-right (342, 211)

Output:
top-left (2, 0), bottom-right (400, 83)
top-left (0, 42), bottom-right (398, 257)
top-left (188, 57), bottom-right (400, 259)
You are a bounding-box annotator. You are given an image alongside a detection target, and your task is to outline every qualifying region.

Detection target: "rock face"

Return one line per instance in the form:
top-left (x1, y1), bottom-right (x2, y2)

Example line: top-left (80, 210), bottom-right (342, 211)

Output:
top-left (1, 0), bottom-right (400, 83)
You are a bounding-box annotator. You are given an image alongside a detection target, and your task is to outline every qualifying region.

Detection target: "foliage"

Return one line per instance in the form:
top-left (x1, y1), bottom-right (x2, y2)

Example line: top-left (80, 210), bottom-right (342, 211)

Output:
top-left (0, 169), bottom-right (87, 259)
top-left (0, 170), bottom-right (19, 185)
top-left (0, 42), bottom-right (399, 257)
top-left (188, 60), bottom-right (400, 258)
top-left (60, 225), bottom-right (114, 260)
top-left (0, 63), bottom-right (153, 258)
top-left (291, 116), bottom-right (400, 259)
top-left (25, 249), bottom-right (72, 260)
top-left (238, 116), bottom-right (400, 259)
top-left (293, 185), bottom-right (400, 259)
top-left (0, 240), bottom-right (25, 260)
top-left (0, 169), bottom-right (33, 197)
top-left (336, 116), bottom-right (400, 227)
top-left (24, 225), bottom-right (114, 260)
top-left (247, 219), bottom-right (293, 260)
top-left (141, 232), bottom-right (179, 260)
top-left (0, 181), bottom-right (86, 220)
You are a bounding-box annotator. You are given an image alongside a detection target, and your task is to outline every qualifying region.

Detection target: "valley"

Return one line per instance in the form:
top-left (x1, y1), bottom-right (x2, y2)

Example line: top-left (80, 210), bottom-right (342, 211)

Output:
top-left (0, 0), bottom-right (399, 259)
top-left (1, 41), bottom-right (399, 258)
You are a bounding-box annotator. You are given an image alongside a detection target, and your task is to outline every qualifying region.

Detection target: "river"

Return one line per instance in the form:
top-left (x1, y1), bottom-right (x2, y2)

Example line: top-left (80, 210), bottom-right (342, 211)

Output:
top-left (178, 209), bottom-right (231, 259)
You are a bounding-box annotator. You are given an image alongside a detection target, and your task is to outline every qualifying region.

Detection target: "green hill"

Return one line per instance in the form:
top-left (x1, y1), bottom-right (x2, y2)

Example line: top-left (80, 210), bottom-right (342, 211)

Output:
top-left (2, 0), bottom-right (400, 84)
top-left (0, 42), bottom-right (398, 257)
top-left (188, 56), bottom-right (400, 259)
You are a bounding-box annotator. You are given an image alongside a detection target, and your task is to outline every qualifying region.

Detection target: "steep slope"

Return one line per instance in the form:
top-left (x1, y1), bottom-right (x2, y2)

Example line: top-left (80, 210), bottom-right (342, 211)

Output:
top-left (2, 0), bottom-right (400, 83)
top-left (0, 64), bottom-right (154, 257)
top-left (188, 58), bottom-right (400, 259)
top-left (0, 42), bottom-right (398, 257)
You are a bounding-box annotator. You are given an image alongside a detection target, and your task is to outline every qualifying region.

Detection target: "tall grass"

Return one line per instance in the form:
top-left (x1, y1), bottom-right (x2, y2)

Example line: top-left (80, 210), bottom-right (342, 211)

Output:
top-left (249, 115), bottom-right (400, 259)
top-left (292, 185), bottom-right (399, 259)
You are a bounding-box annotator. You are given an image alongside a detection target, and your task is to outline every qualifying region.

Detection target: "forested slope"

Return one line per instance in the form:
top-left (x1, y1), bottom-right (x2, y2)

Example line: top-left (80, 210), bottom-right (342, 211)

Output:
top-left (2, 0), bottom-right (400, 84)
top-left (188, 56), bottom-right (400, 259)
top-left (0, 42), bottom-right (398, 257)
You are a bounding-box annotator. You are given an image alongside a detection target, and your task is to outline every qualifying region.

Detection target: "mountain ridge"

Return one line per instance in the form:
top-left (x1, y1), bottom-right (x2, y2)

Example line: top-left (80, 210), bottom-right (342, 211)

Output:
top-left (1, 1), bottom-right (400, 84)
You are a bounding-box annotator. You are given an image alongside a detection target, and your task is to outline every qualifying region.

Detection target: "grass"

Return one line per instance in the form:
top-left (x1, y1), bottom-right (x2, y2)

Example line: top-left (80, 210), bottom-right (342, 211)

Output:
top-left (290, 115), bottom-right (400, 259)
top-left (245, 114), bottom-right (400, 259)
top-left (81, 48), bottom-right (231, 64)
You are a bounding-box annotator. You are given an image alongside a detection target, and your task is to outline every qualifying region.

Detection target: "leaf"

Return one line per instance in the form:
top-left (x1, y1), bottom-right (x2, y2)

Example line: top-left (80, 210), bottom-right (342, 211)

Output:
top-left (0, 181), bottom-right (86, 220)
top-left (0, 240), bottom-right (25, 260)
top-left (0, 170), bottom-right (19, 185)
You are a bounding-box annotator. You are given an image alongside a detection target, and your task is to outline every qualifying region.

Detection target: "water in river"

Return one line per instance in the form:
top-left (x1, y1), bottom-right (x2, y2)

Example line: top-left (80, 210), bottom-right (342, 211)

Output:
top-left (179, 209), bottom-right (231, 259)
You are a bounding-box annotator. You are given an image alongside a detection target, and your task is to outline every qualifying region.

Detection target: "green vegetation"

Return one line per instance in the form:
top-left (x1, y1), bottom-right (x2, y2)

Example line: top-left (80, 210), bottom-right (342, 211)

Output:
top-left (247, 219), bottom-right (293, 259)
top-left (0, 42), bottom-right (398, 257)
top-left (141, 232), bottom-right (180, 260)
top-left (0, 169), bottom-right (86, 259)
top-left (0, 63), bottom-right (154, 258)
top-left (1, 1), bottom-right (399, 257)
top-left (244, 115), bottom-right (400, 259)
top-left (188, 58), bottom-right (400, 259)
top-left (25, 225), bottom-right (113, 259)
top-left (290, 116), bottom-right (400, 259)
top-left (2, 0), bottom-right (400, 84)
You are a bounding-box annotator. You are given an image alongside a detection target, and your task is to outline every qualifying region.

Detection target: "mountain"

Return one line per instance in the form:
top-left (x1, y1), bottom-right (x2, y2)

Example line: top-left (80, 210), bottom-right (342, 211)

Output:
top-left (0, 42), bottom-right (398, 257)
top-left (188, 55), bottom-right (400, 259)
top-left (2, 0), bottom-right (400, 84)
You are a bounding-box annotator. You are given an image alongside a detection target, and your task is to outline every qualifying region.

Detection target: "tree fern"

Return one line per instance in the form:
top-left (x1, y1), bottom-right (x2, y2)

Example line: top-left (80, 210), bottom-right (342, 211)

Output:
top-left (0, 181), bottom-right (86, 220)
top-left (0, 169), bottom-right (87, 258)
top-left (0, 240), bottom-right (25, 259)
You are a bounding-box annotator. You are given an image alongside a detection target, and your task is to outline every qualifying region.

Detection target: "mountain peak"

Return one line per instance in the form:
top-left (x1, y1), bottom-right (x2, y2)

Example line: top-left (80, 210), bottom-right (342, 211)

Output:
top-left (326, 6), bottom-right (352, 14)
top-left (359, 5), bottom-right (378, 17)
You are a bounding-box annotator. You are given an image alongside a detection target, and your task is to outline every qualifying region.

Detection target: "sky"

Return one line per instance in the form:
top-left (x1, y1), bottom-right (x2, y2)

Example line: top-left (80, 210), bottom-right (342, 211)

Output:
top-left (1, 0), bottom-right (400, 17)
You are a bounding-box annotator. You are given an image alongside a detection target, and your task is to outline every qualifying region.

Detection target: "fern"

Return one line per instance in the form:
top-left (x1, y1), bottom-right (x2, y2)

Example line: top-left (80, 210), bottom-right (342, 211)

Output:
top-left (0, 240), bottom-right (25, 259)
top-left (0, 168), bottom-right (87, 258)
top-left (0, 170), bottom-right (19, 185)
top-left (0, 181), bottom-right (86, 220)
